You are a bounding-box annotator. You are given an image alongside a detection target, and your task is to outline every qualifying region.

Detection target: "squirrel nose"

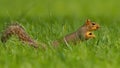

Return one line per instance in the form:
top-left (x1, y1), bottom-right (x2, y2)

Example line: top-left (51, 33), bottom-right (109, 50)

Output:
top-left (93, 35), bottom-right (96, 38)
top-left (97, 26), bottom-right (99, 29)
top-left (97, 25), bottom-right (100, 28)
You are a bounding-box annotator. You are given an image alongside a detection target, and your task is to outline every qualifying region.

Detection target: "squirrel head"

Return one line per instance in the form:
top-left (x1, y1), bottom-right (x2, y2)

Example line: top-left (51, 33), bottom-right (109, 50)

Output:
top-left (85, 31), bottom-right (95, 40)
top-left (85, 19), bottom-right (100, 31)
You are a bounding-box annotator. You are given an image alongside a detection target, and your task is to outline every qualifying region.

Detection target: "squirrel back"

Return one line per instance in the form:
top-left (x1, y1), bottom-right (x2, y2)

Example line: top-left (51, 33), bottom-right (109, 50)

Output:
top-left (53, 31), bottom-right (95, 47)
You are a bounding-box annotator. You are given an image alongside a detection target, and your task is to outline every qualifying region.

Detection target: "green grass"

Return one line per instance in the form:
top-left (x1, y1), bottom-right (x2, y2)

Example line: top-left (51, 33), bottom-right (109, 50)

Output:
top-left (0, 0), bottom-right (120, 68)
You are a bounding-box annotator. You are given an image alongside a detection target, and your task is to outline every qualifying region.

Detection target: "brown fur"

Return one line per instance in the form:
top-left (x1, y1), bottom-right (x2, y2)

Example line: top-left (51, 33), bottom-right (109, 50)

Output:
top-left (1, 23), bottom-right (38, 48)
top-left (53, 19), bottom-right (99, 47)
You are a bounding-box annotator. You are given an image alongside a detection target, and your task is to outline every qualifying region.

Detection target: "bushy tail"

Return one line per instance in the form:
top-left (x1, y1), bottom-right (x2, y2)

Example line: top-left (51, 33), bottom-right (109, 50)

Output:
top-left (1, 22), bottom-right (39, 48)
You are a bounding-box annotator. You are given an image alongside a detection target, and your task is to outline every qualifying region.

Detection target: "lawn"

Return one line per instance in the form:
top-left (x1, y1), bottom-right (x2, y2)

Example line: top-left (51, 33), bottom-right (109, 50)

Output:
top-left (0, 0), bottom-right (120, 68)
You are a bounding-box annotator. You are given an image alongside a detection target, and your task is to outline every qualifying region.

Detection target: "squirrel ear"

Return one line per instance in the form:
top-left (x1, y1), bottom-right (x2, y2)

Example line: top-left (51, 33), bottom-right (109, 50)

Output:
top-left (85, 19), bottom-right (91, 25)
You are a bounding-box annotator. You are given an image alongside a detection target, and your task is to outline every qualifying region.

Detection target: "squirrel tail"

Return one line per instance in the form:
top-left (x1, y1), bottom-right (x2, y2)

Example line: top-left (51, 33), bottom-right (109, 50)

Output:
top-left (1, 22), bottom-right (39, 48)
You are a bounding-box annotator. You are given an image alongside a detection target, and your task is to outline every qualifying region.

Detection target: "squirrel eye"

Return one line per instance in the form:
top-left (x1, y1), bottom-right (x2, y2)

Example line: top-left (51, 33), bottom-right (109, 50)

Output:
top-left (92, 23), bottom-right (95, 25)
top-left (89, 33), bottom-right (92, 35)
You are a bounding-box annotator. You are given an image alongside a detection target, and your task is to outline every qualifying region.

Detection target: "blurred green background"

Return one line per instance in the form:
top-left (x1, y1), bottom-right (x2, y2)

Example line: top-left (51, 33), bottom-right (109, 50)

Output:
top-left (0, 0), bottom-right (120, 18)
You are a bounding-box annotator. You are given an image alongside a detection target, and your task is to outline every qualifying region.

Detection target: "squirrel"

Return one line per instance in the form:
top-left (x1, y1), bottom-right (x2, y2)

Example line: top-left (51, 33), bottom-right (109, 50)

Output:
top-left (0, 19), bottom-right (100, 48)
top-left (52, 19), bottom-right (100, 47)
